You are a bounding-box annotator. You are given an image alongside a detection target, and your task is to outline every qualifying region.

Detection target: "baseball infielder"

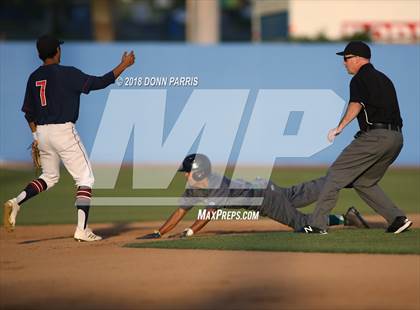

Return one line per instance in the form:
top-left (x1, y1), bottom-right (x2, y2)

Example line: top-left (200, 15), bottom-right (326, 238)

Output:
top-left (139, 154), bottom-right (368, 239)
top-left (3, 35), bottom-right (135, 241)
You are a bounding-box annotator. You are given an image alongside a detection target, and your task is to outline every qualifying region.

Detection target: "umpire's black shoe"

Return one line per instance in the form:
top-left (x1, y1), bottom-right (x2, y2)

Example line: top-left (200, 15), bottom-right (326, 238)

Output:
top-left (344, 206), bottom-right (369, 228)
top-left (386, 216), bottom-right (412, 234)
top-left (298, 225), bottom-right (328, 235)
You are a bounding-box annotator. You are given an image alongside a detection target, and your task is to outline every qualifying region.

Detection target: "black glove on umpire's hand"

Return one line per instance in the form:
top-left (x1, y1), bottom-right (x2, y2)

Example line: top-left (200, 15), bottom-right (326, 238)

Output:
top-left (137, 230), bottom-right (161, 239)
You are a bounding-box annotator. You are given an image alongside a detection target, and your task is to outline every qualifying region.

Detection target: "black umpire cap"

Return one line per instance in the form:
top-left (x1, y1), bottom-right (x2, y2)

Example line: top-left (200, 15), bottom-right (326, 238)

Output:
top-left (336, 41), bottom-right (371, 59)
top-left (37, 35), bottom-right (64, 60)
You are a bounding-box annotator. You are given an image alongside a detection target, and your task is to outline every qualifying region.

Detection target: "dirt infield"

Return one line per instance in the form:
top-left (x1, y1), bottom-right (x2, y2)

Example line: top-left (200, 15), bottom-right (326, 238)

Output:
top-left (1, 215), bottom-right (419, 310)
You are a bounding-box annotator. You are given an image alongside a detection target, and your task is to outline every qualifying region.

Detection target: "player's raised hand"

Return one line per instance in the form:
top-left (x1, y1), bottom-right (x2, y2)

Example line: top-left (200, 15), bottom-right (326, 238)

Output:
top-left (121, 51), bottom-right (135, 67)
top-left (113, 51), bottom-right (135, 78)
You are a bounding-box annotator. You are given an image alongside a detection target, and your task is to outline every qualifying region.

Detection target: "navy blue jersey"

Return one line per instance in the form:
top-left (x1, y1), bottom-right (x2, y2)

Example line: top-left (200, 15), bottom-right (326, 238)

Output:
top-left (22, 64), bottom-right (115, 125)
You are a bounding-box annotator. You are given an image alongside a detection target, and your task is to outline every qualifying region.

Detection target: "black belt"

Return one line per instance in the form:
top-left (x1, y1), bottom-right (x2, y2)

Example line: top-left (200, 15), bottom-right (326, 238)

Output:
top-left (366, 123), bottom-right (401, 132)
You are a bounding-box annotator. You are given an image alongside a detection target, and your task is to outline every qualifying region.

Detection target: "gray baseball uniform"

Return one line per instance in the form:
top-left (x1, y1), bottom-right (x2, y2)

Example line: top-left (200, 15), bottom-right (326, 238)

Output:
top-left (179, 173), bottom-right (326, 231)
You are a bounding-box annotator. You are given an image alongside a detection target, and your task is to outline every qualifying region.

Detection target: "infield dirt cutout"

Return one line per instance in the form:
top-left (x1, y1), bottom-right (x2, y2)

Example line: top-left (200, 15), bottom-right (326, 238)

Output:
top-left (1, 215), bottom-right (419, 310)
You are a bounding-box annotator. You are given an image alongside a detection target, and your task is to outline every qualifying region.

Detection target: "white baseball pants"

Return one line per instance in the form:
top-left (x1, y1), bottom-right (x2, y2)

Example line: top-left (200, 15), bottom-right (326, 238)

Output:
top-left (37, 122), bottom-right (94, 189)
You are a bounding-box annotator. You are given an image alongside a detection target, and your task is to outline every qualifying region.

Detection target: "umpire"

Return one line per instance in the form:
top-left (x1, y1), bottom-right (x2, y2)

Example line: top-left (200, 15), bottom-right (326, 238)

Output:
top-left (302, 41), bottom-right (412, 234)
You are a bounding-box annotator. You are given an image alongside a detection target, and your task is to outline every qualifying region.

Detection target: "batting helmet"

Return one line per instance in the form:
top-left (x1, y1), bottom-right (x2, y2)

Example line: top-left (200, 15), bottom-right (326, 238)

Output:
top-left (178, 153), bottom-right (211, 181)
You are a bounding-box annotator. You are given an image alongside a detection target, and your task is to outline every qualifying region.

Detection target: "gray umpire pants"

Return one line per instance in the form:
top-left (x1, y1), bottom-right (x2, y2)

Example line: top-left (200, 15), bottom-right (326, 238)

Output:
top-left (309, 129), bottom-right (405, 230)
top-left (259, 177), bottom-right (326, 231)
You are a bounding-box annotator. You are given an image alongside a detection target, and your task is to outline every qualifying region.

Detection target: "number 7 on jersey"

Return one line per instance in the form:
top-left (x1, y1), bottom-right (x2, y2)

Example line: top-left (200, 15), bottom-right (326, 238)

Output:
top-left (35, 80), bottom-right (47, 106)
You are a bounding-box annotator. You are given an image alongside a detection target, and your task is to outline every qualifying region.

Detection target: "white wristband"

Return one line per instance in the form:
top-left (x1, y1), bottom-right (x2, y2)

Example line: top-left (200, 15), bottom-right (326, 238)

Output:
top-left (184, 228), bottom-right (194, 237)
top-left (32, 131), bottom-right (38, 141)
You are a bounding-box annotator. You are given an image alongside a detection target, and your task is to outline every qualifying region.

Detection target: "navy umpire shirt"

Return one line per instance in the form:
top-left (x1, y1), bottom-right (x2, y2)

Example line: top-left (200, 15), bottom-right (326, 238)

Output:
top-left (22, 64), bottom-right (115, 125)
top-left (349, 63), bottom-right (403, 131)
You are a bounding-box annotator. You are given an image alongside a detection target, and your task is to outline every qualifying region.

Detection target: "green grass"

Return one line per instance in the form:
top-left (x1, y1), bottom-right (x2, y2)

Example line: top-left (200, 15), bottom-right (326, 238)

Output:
top-left (0, 166), bottom-right (419, 225)
top-left (125, 229), bottom-right (420, 255)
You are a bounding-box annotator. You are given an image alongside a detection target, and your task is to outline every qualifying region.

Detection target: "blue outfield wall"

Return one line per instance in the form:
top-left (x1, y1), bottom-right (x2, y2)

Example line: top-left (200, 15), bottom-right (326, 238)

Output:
top-left (0, 42), bottom-right (419, 166)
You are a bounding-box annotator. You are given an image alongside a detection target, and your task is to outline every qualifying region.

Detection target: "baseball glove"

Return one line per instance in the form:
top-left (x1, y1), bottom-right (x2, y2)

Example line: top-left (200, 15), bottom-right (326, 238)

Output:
top-left (137, 230), bottom-right (161, 239)
top-left (31, 141), bottom-right (41, 169)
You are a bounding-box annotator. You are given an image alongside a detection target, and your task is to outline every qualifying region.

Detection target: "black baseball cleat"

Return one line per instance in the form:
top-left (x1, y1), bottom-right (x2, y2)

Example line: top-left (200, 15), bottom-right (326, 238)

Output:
top-left (386, 216), bottom-right (412, 234)
top-left (298, 225), bottom-right (328, 235)
top-left (344, 206), bottom-right (370, 228)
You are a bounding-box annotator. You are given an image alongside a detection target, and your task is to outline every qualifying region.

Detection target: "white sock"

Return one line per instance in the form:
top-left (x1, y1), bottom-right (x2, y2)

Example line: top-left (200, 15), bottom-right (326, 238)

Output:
top-left (16, 191), bottom-right (26, 204)
top-left (77, 209), bottom-right (87, 230)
